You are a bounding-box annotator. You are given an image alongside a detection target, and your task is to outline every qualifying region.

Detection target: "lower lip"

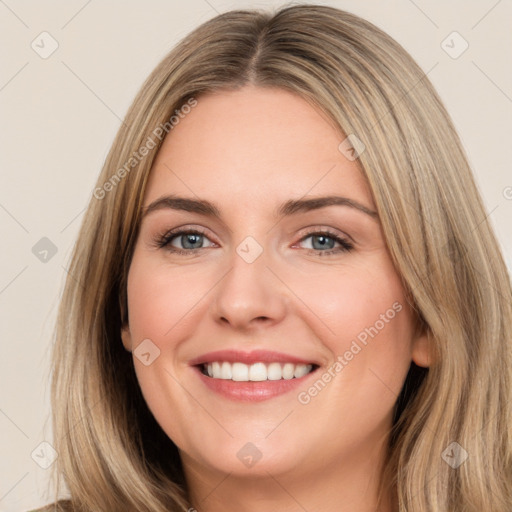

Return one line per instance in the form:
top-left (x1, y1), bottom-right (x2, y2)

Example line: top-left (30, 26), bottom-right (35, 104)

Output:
top-left (193, 366), bottom-right (318, 402)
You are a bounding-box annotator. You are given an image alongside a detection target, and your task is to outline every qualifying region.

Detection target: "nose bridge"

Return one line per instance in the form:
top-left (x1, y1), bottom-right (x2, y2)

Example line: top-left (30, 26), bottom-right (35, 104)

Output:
top-left (210, 233), bottom-right (287, 328)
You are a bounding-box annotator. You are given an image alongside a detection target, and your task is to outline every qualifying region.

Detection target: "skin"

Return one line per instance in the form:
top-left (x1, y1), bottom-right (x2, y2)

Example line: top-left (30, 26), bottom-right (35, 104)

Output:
top-left (121, 85), bottom-right (430, 512)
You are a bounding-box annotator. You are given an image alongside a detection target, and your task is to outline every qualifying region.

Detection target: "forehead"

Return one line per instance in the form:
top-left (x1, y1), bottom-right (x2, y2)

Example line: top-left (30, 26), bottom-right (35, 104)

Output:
top-left (144, 86), bottom-right (373, 212)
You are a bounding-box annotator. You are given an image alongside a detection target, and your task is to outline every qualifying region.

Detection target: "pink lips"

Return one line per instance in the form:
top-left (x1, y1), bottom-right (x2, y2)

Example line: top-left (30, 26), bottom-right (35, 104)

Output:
top-left (189, 349), bottom-right (319, 402)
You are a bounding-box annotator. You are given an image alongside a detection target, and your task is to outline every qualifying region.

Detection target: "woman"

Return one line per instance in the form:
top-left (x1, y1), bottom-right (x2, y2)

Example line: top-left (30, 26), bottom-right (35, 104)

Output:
top-left (36, 4), bottom-right (512, 511)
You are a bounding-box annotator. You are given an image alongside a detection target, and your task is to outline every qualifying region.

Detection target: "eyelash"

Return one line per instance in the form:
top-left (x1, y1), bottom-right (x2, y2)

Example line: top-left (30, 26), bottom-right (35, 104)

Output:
top-left (153, 227), bottom-right (354, 257)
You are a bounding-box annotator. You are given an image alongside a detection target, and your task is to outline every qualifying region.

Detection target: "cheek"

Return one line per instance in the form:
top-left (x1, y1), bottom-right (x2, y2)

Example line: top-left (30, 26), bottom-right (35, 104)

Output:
top-left (126, 255), bottom-right (214, 344)
top-left (297, 261), bottom-right (411, 346)
top-left (297, 262), bottom-right (414, 396)
top-left (125, 255), bottom-right (214, 446)
top-left (291, 269), bottom-right (413, 442)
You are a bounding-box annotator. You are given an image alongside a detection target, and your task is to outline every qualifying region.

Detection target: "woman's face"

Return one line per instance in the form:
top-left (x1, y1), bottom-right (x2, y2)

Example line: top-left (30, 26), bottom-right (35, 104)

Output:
top-left (122, 85), bottom-right (429, 482)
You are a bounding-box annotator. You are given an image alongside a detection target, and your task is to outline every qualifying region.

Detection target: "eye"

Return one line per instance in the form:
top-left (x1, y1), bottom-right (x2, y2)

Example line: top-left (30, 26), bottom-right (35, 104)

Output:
top-left (296, 230), bottom-right (353, 256)
top-left (154, 228), bottom-right (215, 255)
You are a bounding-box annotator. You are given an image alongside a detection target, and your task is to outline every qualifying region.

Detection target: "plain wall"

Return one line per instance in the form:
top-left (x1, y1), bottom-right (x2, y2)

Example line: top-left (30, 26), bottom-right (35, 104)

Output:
top-left (0, 1), bottom-right (510, 510)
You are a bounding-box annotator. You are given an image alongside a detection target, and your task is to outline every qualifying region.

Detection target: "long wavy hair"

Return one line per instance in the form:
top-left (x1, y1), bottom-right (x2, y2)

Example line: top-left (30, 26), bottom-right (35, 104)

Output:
top-left (44, 4), bottom-right (512, 511)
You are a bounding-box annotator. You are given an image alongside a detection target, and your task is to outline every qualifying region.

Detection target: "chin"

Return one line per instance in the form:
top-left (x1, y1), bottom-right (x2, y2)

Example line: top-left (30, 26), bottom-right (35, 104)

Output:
top-left (180, 430), bottom-right (309, 477)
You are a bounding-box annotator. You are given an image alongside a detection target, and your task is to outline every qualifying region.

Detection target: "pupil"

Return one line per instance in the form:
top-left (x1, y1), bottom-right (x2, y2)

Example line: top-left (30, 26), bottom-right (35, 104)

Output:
top-left (313, 235), bottom-right (333, 250)
top-left (184, 234), bottom-right (201, 249)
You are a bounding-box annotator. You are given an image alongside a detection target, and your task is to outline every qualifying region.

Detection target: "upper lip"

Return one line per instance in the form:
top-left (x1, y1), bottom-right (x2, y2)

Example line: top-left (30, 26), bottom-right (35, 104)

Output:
top-left (189, 349), bottom-right (319, 366)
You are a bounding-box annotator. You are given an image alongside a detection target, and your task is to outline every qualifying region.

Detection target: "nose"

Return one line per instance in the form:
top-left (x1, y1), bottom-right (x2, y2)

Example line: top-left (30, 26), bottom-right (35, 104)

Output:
top-left (210, 242), bottom-right (288, 332)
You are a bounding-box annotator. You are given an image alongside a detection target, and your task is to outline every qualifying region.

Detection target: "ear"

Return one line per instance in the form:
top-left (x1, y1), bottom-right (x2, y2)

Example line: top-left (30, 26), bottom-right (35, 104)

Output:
top-left (411, 329), bottom-right (434, 368)
top-left (121, 324), bottom-right (133, 352)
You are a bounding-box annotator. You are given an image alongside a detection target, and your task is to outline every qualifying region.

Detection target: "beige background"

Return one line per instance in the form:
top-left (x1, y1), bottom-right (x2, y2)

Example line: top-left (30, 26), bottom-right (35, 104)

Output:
top-left (0, 1), bottom-right (510, 510)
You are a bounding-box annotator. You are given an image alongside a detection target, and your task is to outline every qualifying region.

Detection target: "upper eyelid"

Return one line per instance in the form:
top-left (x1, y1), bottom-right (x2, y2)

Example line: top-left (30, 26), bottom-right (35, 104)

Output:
top-left (160, 224), bottom-right (349, 236)
top-left (162, 225), bottom-right (217, 243)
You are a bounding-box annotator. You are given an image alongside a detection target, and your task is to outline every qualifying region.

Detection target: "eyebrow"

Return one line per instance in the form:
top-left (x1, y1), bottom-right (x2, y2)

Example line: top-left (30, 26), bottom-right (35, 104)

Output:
top-left (142, 194), bottom-right (378, 221)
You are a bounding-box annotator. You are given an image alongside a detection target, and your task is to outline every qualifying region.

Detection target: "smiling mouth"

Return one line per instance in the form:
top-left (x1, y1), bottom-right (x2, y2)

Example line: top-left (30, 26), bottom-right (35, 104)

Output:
top-left (198, 361), bottom-right (318, 382)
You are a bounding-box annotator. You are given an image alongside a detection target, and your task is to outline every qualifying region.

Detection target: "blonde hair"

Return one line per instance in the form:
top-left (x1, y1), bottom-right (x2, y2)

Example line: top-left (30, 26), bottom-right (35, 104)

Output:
top-left (46, 4), bottom-right (512, 511)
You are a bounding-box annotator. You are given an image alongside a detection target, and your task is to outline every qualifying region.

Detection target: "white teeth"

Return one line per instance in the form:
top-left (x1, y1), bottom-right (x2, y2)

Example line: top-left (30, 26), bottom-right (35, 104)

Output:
top-left (249, 362), bottom-right (267, 381)
top-left (231, 362), bottom-right (249, 381)
top-left (294, 364), bottom-right (310, 378)
top-left (203, 361), bottom-right (314, 381)
top-left (282, 363), bottom-right (295, 380)
top-left (267, 362), bottom-right (282, 380)
top-left (221, 361), bottom-right (232, 379)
